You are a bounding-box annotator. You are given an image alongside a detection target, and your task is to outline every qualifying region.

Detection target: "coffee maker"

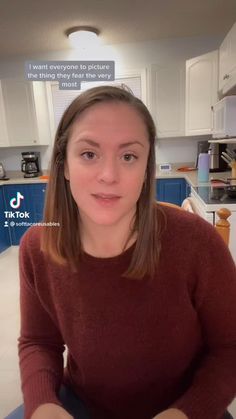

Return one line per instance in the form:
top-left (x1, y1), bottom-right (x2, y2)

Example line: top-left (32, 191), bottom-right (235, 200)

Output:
top-left (21, 152), bottom-right (41, 178)
top-left (196, 141), bottom-right (229, 172)
top-left (208, 143), bottom-right (228, 172)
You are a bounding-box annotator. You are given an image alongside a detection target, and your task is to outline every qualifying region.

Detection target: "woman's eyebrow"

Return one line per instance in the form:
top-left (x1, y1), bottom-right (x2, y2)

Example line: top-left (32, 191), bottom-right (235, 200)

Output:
top-left (75, 139), bottom-right (100, 147)
top-left (119, 141), bottom-right (145, 149)
top-left (75, 139), bottom-right (145, 148)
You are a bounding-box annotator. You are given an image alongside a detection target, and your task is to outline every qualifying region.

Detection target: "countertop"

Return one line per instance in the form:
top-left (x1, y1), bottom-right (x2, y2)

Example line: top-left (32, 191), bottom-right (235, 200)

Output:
top-left (0, 165), bottom-right (233, 187)
top-left (0, 171), bottom-right (49, 186)
top-left (155, 166), bottom-right (236, 210)
top-left (155, 163), bottom-right (233, 187)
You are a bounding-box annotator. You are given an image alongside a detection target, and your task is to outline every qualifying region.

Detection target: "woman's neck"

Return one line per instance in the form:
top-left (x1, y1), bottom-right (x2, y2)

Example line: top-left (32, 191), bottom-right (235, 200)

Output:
top-left (79, 214), bottom-right (136, 258)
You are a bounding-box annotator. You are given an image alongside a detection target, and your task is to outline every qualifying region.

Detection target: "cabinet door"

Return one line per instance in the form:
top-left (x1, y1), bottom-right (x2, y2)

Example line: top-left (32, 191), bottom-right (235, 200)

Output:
top-left (228, 22), bottom-right (236, 73)
top-left (0, 186), bottom-right (11, 252)
top-left (185, 181), bottom-right (191, 198)
top-left (156, 178), bottom-right (187, 206)
top-left (0, 81), bottom-right (9, 147)
top-left (219, 22), bottom-right (236, 93)
top-left (32, 82), bottom-right (52, 145)
top-left (3, 183), bottom-right (47, 245)
top-left (149, 64), bottom-right (185, 138)
top-left (1, 79), bottom-right (39, 146)
top-left (30, 183), bottom-right (47, 222)
top-left (185, 50), bottom-right (218, 136)
top-left (219, 34), bottom-right (231, 92)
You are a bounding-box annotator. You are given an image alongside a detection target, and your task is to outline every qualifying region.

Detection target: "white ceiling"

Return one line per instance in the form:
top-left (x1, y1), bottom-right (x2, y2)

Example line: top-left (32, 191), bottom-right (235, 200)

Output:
top-left (1, 0), bottom-right (236, 59)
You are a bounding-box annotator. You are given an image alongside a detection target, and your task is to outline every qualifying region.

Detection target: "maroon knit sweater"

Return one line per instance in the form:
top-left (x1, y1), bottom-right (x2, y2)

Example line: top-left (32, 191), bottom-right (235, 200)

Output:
top-left (18, 206), bottom-right (236, 419)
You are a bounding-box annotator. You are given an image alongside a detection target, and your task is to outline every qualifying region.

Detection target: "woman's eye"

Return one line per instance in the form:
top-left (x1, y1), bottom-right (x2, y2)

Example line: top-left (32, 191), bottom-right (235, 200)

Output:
top-left (81, 151), bottom-right (96, 160)
top-left (122, 154), bottom-right (137, 162)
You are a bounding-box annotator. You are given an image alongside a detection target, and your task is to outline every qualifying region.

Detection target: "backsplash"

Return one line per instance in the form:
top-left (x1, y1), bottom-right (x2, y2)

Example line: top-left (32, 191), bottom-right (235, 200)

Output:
top-left (0, 145), bottom-right (51, 172)
top-left (1, 137), bottom-right (235, 172)
top-left (0, 138), bottom-right (199, 172)
top-left (155, 136), bottom-right (208, 164)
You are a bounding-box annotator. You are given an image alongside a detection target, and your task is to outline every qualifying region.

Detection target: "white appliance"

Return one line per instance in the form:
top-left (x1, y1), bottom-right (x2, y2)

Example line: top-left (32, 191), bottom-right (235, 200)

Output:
top-left (183, 187), bottom-right (236, 264)
top-left (212, 96), bottom-right (236, 139)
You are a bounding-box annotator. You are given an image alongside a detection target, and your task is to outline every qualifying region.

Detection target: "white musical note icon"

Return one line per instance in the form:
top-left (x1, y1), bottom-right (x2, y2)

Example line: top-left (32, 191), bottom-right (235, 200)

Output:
top-left (10, 192), bottom-right (24, 209)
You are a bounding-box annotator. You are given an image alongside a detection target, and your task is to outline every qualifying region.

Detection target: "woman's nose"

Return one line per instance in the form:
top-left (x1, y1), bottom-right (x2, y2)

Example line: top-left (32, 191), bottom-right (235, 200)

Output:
top-left (97, 157), bottom-right (119, 184)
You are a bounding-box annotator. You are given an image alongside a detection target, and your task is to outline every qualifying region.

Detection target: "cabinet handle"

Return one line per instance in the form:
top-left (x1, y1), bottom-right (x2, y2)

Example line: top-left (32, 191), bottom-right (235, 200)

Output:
top-left (223, 74), bottom-right (230, 80)
top-left (210, 105), bottom-right (214, 131)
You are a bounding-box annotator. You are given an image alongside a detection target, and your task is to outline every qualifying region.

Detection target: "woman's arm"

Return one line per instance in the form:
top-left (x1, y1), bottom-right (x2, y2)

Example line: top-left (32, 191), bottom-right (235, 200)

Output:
top-left (18, 228), bottom-right (65, 419)
top-left (169, 219), bottom-right (236, 419)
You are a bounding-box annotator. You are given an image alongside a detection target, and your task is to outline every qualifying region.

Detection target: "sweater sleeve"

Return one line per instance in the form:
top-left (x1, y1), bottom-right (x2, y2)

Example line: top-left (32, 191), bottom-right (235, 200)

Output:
top-left (18, 228), bottom-right (65, 419)
top-left (171, 218), bottom-right (236, 419)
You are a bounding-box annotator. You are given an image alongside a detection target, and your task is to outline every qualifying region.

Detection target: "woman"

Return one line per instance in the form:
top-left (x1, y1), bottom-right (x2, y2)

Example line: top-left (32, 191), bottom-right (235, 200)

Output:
top-left (17, 85), bottom-right (236, 419)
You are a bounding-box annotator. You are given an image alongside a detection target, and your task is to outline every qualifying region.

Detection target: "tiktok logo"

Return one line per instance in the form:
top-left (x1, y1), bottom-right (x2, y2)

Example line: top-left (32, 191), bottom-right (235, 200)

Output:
top-left (10, 192), bottom-right (24, 209)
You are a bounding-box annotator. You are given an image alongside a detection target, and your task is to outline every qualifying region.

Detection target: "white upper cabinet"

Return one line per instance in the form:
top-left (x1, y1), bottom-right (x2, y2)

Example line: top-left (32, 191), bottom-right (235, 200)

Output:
top-left (32, 82), bottom-right (53, 145)
top-left (149, 63), bottom-right (185, 138)
top-left (1, 79), bottom-right (52, 147)
top-left (219, 22), bottom-right (236, 94)
top-left (2, 79), bottom-right (38, 146)
top-left (185, 50), bottom-right (218, 136)
top-left (0, 81), bottom-right (9, 147)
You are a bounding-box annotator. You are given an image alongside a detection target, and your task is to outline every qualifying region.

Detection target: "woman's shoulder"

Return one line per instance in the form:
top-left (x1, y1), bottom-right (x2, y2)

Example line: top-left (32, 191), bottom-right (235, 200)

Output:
top-left (155, 201), bottom-right (218, 242)
top-left (156, 201), bottom-right (200, 223)
top-left (155, 202), bottom-right (235, 266)
top-left (155, 202), bottom-right (235, 274)
top-left (19, 225), bottom-right (43, 254)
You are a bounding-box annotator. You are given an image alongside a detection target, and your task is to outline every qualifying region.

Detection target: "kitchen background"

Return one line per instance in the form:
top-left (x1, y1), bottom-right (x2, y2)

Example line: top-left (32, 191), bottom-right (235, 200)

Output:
top-left (0, 35), bottom-right (223, 170)
top-left (0, 0), bottom-right (236, 171)
top-left (1, 0), bottom-right (236, 417)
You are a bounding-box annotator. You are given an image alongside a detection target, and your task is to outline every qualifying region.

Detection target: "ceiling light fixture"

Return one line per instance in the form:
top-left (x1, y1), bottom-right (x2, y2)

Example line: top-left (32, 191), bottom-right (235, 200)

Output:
top-left (66, 26), bottom-right (100, 50)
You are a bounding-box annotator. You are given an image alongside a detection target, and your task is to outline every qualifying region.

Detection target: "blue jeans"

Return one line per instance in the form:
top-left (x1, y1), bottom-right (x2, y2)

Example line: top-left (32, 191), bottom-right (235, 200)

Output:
top-left (4, 385), bottom-right (90, 419)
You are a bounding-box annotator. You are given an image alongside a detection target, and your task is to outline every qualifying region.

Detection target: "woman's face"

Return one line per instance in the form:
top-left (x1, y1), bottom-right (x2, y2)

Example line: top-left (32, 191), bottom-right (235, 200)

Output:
top-left (64, 101), bottom-right (150, 229)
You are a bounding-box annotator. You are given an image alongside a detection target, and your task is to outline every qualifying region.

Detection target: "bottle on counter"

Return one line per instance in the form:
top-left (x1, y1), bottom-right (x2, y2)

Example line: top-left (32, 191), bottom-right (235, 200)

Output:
top-left (198, 153), bottom-right (210, 183)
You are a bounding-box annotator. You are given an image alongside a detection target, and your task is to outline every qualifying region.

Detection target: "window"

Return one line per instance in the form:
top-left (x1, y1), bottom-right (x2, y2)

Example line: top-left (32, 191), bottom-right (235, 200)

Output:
top-left (48, 70), bottom-right (146, 133)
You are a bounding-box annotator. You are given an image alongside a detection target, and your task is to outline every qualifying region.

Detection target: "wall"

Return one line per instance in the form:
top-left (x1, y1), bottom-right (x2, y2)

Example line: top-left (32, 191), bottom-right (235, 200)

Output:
top-left (0, 35), bottom-right (221, 170)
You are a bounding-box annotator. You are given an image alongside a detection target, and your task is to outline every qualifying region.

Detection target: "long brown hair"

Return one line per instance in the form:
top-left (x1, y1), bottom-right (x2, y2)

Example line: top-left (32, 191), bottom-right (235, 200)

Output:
top-left (41, 85), bottom-right (165, 278)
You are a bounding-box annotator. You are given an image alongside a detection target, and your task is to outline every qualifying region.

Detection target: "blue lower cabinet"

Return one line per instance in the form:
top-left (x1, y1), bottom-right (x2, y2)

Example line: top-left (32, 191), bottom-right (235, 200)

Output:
top-left (0, 186), bottom-right (11, 253)
top-left (156, 178), bottom-right (188, 206)
top-left (3, 183), bottom-right (47, 245)
top-left (186, 181), bottom-right (191, 198)
top-left (29, 183), bottom-right (47, 222)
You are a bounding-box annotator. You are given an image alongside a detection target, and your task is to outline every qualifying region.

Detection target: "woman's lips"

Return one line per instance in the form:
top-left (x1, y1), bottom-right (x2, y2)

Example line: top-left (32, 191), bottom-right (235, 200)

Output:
top-left (92, 193), bottom-right (121, 205)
